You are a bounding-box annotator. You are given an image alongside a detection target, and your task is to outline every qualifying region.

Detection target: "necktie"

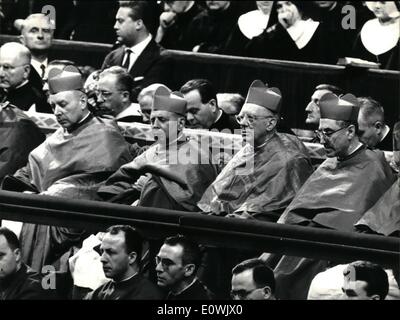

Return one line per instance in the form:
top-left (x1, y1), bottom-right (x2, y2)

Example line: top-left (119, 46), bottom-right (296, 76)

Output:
top-left (122, 49), bottom-right (132, 71)
top-left (40, 64), bottom-right (46, 79)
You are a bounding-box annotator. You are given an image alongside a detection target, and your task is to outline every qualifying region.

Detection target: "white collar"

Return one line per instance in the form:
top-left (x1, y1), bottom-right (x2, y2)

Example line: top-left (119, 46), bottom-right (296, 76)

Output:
top-left (361, 18), bottom-right (400, 56)
top-left (380, 125), bottom-right (390, 143)
top-left (238, 10), bottom-right (270, 39)
top-left (127, 34), bottom-right (152, 56)
top-left (213, 109), bottom-right (223, 124)
top-left (116, 103), bottom-right (141, 120)
top-left (287, 19), bottom-right (320, 49)
top-left (31, 58), bottom-right (48, 77)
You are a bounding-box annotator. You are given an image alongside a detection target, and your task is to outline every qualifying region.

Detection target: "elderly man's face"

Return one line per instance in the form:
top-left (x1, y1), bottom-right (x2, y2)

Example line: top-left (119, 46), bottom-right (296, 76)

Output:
top-left (100, 231), bottom-right (132, 282)
top-left (305, 89), bottom-right (331, 125)
top-left (21, 16), bottom-right (53, 52)
top-left (114, 7), bottom-right (139, 46)
top-left (184, 89), bottom-right (216, 129)
top-left (155, 244), bottom-right (187, 291)
top-left (0, 235), bottom-right (20, 280)
top-left (318, 118), bottom-right (352, 158)
top-left (96, 74), bottom-right (126, 117)
top-left (150, 110), bottom-right (184, 144)
top-left (0, 49), bottom-right (30, 90)
top-left (49, 90), bottom-right (87, 130)
top-left (236, 104), bottom-right (277, 147)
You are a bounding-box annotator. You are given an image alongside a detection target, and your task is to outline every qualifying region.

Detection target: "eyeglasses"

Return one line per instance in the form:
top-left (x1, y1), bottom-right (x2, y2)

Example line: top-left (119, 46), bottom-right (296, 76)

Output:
top-left (315, 126), bottom-right (349, 140)
top-left (230, 288), bottom-right (260, 300)
top-left (0, 64), bottom-right (28, 73)
top-left (95, 90), bottom-right (124, 99)
top-left (235, 114), bottom-right (274, 125)
top-left (155, 256), bottom-right (179, 270)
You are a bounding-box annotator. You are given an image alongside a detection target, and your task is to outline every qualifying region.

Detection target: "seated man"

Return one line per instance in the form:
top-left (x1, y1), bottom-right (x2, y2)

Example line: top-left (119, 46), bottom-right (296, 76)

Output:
top-left (305, 84), bottom-right (343, 128)
top-left (357, 97), bottom-right (392, 151)
top-left (0, 42), bottom-right (51, 113)
top-left (86, 225), bottom-right (163, 300)
top-left (0, 101), bottom-right (45, 182)
top-left (98, 86), bottom-right (219, 211)
top-left (156, 234), bottom-right (213, 300)
top-left (0, 227), bottom-right (51, 300)
top-left (308, 261), bottom-right (399, 300)
top-left (269, 92), bottom-right (396, 300)
top-left (231, 258), bottom-right (276, 300)
top-left (1, 66), bottom-right (132, 272)
top-left (102, 1), bottom-right (167, 101)
top-left (198, 80), bottom-right (313, 221)
top-left (96, 66), bottom-right (142, 123)
top-left (180, 79), bottom-right (239, 132)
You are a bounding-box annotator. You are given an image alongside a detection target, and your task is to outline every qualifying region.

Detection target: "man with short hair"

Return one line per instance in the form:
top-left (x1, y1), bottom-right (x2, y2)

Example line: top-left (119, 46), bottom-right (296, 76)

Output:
top-left (137, 83), bottom-right (171, 123)
top-left (97, 66), bottom-right (142, 122)
top-left (102, 1), bottom-right (167, 101)
top-left (198, 80), bottom-right (313, 221)
top-left (357, 97), bottom-right (391, 151)
top-left (305, 84), bottom-right (342, 126)
top-left (0, 42), bottom-right (50, 113)
top-left (270, 92), bottom-right (396, 300)
top-left (98, 85), bottom-right (218, 211)
top-left (341, 261), bottom-right (389, 300)
top-left (156, 234), bottom-right (213, 300)
top-left (86, 225), bottom-right (163, 300)
top-left (0, 227), bottom-right (50, 300)
top-left (2, 66), bottom-right (132, 272)
top-left (231, 258), bottom-right (276, 300)
top-left (19, 13), bottom-right (54, 86)
top-left (180, 78), bottom-right (239, 131)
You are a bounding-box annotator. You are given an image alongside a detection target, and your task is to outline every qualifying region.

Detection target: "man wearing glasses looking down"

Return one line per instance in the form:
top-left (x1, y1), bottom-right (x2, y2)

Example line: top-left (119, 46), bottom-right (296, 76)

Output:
top-left (264, 92), bottom-right (396, 300)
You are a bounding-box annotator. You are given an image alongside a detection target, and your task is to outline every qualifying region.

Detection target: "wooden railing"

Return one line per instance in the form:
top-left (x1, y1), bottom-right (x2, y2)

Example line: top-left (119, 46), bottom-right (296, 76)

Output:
top-left (0, 190), bottom-right (399, 268)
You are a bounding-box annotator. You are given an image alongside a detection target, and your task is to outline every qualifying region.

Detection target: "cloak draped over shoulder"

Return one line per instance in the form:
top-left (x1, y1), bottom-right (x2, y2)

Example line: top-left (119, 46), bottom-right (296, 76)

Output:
top-left (198, 133), bottom-right (313, 221)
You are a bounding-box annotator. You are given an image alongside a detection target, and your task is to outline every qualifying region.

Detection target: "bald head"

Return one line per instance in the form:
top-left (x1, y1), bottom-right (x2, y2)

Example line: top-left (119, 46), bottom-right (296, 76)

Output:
top-left (0, 42), bottom-right (31, 89)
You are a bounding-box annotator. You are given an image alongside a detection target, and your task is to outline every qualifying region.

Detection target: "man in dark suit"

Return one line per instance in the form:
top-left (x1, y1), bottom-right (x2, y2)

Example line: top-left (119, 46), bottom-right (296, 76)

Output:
top-left (102, 1), bottom-right (167, 102)
top-left (0, 42), bottom-right (51, 113)
top-left (18, 13), bottom-right (55, 91)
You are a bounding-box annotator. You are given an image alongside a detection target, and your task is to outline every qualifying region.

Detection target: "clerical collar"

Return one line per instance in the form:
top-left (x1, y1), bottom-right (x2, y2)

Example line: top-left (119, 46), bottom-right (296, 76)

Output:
top-left (170, 277), bottom-right (197, 296)
top-left (14, 80), bottom-right (29, 90)
top-left (337, 142), bottom-right (365, 162)
top-left (112, 271), bottom-right (138, 284)
top-left (213, 109), bottom-right (223, 124)
top-left (65, 112), bottom-right (93, 133)
top-left (380, 125), bottom-right (390, 143)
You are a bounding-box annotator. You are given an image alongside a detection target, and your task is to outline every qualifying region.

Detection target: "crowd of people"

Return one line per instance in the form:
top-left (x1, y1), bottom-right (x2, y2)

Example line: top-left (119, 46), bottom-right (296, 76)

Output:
top-left (0, 1), bottom-right (399, 300)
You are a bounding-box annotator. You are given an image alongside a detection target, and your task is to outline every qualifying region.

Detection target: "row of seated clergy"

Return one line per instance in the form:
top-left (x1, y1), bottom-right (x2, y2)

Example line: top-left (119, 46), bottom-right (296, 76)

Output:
top-left (1, 66), bottom-right (133, 272)
top-left (98, 85), bottom-right (219, 211)
top-left (262, 92), bottom-right (396, 300)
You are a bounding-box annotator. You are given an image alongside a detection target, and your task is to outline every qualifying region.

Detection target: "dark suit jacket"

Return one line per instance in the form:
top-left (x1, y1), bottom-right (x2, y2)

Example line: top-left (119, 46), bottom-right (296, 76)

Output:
top-left (101, 39), bottom-right (168, 101)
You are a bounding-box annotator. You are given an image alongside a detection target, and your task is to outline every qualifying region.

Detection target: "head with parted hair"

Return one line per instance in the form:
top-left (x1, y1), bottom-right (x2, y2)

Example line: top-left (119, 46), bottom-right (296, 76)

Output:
top-left (231, 258), bottom-right (275, 300)
top-left (116, 1), bottom-right (158, 45)
top-left (19, 13), bottom-right (54, 54)
top-left (100, 225), bottom-right (144, 281)
top-left (357, 97), bottom-right (387, 149)
top-left (180, 79), bottom-right (220, 129)
top-left (0, 227), bottom-right (22, 280)
top-left (342, 260), bottom-right (389, 300)
top-left (155, 234), bottom-right (202, 292)
top-left (305, 83), bottom-right (343, 125)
